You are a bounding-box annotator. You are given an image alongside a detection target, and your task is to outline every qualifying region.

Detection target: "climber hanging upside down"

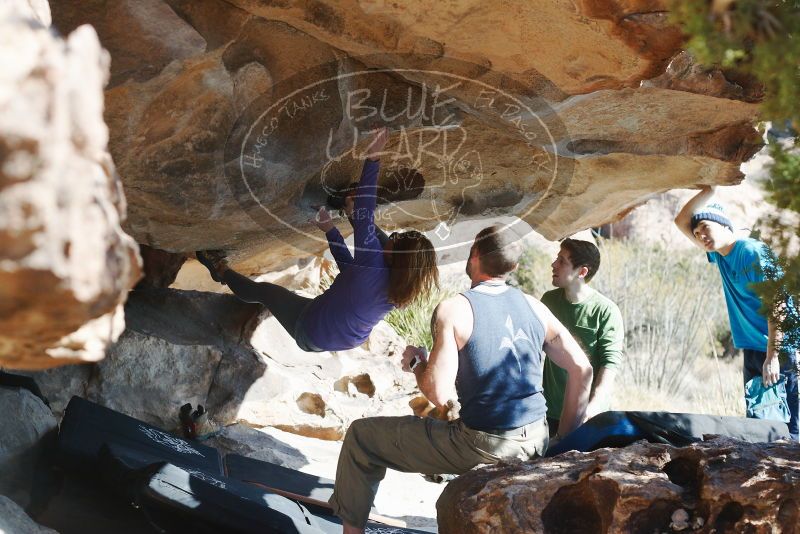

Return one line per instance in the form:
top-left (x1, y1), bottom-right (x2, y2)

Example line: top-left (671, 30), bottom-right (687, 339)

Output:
top-left (196, 127), bottom-right (439, 352)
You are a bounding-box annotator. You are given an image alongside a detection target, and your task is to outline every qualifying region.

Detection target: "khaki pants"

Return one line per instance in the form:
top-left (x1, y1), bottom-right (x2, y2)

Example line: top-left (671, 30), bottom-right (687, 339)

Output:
top-left (328, 415), bottom-right (549, 528)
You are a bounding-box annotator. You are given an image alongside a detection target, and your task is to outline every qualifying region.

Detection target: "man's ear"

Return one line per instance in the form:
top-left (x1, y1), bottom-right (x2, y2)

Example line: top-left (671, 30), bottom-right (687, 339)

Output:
top-left (579, 265), bottom-right (589, 279)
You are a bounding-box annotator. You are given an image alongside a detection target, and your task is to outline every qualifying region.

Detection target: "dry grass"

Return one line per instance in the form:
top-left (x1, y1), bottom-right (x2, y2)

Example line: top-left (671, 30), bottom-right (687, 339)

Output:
top-left (385, 278), bottom-right (467, 349)
top-left (614, 354), bottom-right (744, 416)
top-left (515, 241), bottom-right (738, 397)
top-left (513, 239), bottom-right (744, 415)
top-left (378, 237), bottom-right (748, 417)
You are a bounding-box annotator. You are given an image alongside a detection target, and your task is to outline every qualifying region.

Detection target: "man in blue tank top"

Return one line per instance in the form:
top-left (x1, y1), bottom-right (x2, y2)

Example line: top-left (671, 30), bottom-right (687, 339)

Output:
top-left (328, 225), bottom-right (594, 533)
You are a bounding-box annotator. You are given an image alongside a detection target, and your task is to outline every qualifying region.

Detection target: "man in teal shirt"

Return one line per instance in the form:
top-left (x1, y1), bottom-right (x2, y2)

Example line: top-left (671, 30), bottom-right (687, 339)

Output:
top-left (675, 186), bottom-right (799, 440)
top-left (541, 238), bottom-right (625, 438)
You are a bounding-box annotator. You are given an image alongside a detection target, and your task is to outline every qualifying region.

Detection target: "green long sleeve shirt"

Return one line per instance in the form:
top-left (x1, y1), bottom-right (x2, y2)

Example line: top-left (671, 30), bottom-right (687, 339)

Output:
top-left (541, 287), bottom-right (625, 420)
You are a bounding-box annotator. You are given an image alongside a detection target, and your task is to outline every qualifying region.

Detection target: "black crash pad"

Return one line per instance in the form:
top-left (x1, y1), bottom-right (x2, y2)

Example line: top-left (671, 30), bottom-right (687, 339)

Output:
top-left (225, 454), bottom-right (335, 504)
top-left (139, 463), bottom-right (323, 534)
top-left (57, 396), bottom-right (223, 476)
top-left (545, 411), bottom-right (791, 457)
top-left (57, 401), bottom-right (433, 534)
top-left (138, 462), bottom-right (433, 534)
top-left (224, 454), bottom-right (434, 533)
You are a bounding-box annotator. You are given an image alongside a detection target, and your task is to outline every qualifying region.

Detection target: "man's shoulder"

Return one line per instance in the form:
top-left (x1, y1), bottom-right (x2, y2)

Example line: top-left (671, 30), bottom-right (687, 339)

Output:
top-left (541, 288), bottom-right (560, 301)
top-left (540, 288), bottom-right (563, 308)
top-left (589, 289), bottom-right (621, 314)
top-left (736, 238), bottom-right (769, 256)
top-left (517, 291), bottom-right (550, 320)
top-left (435, 293), bottom-right (471, 319)
top-left (731, 239), bottom-right (774, 271)
top-left (736, 237), bottom-right (771, 258)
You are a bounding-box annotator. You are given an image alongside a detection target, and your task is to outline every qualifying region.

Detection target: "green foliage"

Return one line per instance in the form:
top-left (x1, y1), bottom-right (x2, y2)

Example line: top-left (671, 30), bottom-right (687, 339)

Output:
top-left (384, 282), bottom-right (464, 349)
top-left (766, 140), bottom-right (800, 212)
top-left (512, 241), bottom-right (729, 395)
top-left (672, 0), bottom-right (800, 351)
top-left (761, 143), bottom-right (800, 348)
top-left (670, 0), bottom-right (800, 120)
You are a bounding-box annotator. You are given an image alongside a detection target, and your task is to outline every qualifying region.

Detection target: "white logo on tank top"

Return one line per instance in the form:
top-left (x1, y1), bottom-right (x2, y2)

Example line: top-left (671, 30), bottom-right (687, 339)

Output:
top-left (499, 315), bottom-right (532, 372)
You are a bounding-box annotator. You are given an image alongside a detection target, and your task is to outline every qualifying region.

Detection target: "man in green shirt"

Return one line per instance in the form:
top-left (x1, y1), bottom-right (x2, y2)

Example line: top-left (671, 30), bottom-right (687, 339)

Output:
top-left (542, 238), bottom-right (625, 438)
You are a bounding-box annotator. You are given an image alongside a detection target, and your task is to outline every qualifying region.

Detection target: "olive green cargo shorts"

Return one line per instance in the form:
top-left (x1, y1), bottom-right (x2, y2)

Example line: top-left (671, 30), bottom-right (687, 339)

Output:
top-left (329, 415), bottom-right (549, 528)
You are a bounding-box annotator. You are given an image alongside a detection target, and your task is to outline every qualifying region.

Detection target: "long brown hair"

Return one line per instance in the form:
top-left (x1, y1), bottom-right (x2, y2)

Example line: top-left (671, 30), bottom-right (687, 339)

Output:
top-left (386, 230), bottom-right (439, 308)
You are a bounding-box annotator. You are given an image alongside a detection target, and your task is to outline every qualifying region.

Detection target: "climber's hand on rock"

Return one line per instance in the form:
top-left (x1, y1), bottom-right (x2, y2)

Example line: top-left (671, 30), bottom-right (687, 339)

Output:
top-left (313, 206), bottom-right (335, 233)
top-left (344, 194), bottom-right (355, 219)
top-left (365, 126), bottom-right (388, 161)
top-left (401, 345), bottom-right (427, 373)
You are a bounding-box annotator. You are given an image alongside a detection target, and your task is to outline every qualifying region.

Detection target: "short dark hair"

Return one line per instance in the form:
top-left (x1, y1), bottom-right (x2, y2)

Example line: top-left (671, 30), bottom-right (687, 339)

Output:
top-left (560, 238), bottom-right (600, 282)
top-left (473, 225), bottom-right (522, 277)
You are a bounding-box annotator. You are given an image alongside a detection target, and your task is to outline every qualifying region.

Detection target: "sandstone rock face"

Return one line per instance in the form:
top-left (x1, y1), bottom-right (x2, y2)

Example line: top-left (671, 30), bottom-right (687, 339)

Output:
top-left (47, 0), bottom-right (761, 275)
top-left (234, 316), bottom-right (417, 440)
top-left (135, 245), bottom-right (187, 289)
top-left (30, 286), bottom-right (422, 439)
top-left (0, 495), bottom-right (59, 534)
top-left (90, 329), bottom-right (225, 429)
top-left (18, 364), bottom-right (93, 417)
top-left (600, 145), bottom-right (791, 249)
top-left (437, 437), bottom-right (800, 534)
top-left (0, 4), bottom-right (140, 369)
top-left (87, 288), bottom-right (263, 430)
top-left (0, 387), bottom-right (57, 510)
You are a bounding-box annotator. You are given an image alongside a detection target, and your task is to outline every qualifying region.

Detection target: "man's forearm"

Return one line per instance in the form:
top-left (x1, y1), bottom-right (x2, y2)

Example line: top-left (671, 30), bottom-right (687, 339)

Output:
top-left (414, 362), bottom-right (457, 408)
top-left (674, 187), bottom-right (714, 238)
top-left (768, 317), bottom-right (780, 360)
top-left (588, 367), bottom-right (616, 413)
top-left (414, 363), bottom-right (441, 408)
top-left (557, 365), bottom-right (592, 437)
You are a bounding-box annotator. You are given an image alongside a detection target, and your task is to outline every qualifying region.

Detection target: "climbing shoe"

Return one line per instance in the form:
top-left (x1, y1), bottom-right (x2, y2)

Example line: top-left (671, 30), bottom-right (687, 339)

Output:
top-left (178, 403), bottom-right (220, 440)
top-left (195, 250), bottom-right (228, 283)
top-left (192, 408), bottom-right (220, 441)
top-left (179, 403), bottom-right (197, 439)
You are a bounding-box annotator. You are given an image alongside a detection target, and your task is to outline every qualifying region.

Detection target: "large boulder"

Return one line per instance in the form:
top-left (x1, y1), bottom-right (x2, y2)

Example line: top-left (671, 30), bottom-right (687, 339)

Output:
top-left (221, 315), bottom-right (418, 440)
top-left (0, 3), bottom-right (140, 369)
top-left (17, 364), bottom-right (93, 417)
top-left (33, 286), bottom-right (421, 439)
top-left (0, 495), bottom-right (59, 534)
top-left (86, 288), bottom-right (263, 430)
top-left (46, 0), bottom-right (761, 275)
top-left (0, 387), bottom-right (57, 510)
top-left (437, 437), bottom-right (800, 533)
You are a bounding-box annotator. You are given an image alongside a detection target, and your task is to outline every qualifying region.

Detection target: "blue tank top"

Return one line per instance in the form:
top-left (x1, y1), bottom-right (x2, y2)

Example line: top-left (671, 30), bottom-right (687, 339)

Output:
top-left (457, 284), bottom-right (547, 431)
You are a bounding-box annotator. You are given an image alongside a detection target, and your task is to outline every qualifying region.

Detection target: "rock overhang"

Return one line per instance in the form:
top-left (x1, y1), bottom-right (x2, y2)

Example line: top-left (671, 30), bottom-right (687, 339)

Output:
top-left (48, 0), bottom-right (762, 272)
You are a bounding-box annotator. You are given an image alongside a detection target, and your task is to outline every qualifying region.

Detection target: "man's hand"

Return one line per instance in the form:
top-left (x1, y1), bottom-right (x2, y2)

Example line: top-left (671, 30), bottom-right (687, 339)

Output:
top-left (763, 355), bottom-right (780, 387)
top-left (365, 127), bottom-right (389, 161)
top-left (312, 206), bottom-right (335, 233)
top-left (674, 185), bottom-right (717, 247)
top-left (401, 345), bottom-right (427, 373)
top-left (585, 400), bottom-right (602, 420)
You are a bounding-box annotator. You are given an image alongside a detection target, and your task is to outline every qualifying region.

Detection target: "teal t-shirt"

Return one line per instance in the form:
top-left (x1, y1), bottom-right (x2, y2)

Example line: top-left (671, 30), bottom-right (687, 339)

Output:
top-left (540, 288), bottom-right (624, 420)
top-left (708, 238), bottom-right (775, 352)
